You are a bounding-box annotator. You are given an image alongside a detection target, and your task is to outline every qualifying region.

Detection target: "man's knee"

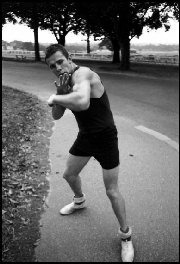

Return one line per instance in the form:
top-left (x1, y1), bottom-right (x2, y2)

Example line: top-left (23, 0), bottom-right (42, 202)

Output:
top-left (106, 187), bottom-right (119, 200)
top-left (63, 168), bottom-right (76, 181)
top-left (63, 169), bottom-right (70, 180)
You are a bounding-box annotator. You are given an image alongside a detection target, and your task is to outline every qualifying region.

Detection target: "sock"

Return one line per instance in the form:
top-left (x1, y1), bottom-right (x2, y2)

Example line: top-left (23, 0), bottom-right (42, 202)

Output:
top-left (120, 226), bottom-right (132, 242)
top-left (74, 194), bottom-right (85, 205)
top-left (121, 236), bottom-right (132, 242)
top-left (120, 226), bottom-right (129, 234)
top-left (74, 194), bottom-right (84, 198)
top-left (75, 201), bottom-right (85, 205)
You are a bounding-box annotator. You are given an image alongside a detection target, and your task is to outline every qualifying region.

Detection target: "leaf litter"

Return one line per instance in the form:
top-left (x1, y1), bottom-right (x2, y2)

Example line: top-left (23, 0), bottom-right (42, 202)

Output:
top-left (2, 86), bottom-right (54, 262)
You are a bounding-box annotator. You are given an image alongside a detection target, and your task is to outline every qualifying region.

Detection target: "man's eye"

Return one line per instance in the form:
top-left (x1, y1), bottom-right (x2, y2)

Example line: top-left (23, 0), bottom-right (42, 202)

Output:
top-left (50, 64), bottom-right (56, 70)
top-left (57, 60), bottom-right (63, 65)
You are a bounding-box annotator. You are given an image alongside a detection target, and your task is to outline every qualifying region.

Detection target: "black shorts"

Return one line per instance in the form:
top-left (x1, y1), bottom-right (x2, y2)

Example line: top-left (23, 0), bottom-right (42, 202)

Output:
top-left (69, 126), bottom-right (120, 170)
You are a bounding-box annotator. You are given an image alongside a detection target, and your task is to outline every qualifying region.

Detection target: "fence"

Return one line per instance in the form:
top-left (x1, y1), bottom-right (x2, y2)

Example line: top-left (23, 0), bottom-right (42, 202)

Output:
top-left (130, 54), bottom-right (179, 65)
top-left (2, 50), bottom-right (179, 65)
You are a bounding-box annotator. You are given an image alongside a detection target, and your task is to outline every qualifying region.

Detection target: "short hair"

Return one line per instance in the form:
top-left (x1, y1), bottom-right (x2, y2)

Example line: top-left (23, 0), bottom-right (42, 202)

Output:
top-left (45, 44), bottom-right (69, 62)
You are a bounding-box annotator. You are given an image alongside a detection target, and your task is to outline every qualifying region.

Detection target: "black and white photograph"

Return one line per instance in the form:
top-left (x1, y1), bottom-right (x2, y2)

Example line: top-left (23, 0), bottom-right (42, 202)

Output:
top-left (2, 0), bottom-right (179, 262)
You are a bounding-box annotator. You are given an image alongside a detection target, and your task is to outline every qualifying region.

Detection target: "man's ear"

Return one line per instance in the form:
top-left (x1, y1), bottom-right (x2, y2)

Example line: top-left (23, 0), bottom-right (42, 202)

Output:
top-left (68, 54), bottom-right (72, 62)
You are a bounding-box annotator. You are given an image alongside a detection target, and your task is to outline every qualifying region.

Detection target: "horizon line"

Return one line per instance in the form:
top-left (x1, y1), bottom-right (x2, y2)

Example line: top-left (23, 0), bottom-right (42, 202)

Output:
top-left (2, 39), bottom-right (179, 46)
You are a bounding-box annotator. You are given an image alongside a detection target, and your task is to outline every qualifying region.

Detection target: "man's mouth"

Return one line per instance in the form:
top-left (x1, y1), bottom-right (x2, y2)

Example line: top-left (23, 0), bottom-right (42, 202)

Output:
top-left (58, 72), bottom-right (69, 77)
top-left (58, 72), bottom-right (63, 77)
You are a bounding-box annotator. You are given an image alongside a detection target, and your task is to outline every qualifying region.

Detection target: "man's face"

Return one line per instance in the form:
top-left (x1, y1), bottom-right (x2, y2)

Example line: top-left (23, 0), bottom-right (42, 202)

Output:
top-left (46, 51), bottom-right (72, 78)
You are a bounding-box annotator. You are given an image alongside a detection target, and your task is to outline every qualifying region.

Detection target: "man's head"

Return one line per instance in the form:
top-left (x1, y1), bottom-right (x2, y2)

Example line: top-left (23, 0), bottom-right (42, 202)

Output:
top-left (45, 44), bottom-right (69, 61)
top-left (45, 44), bottom-right (72, 77)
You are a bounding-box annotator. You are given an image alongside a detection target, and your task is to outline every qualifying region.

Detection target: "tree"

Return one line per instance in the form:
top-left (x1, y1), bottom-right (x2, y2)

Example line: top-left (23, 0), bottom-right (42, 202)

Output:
top-left (73, 1), bottom-right (123, 64)
top-left (2, 1), bottom-right (44, 61)
top-left (127, 1), bottom-right (179, 69)
top-left (73, 1), bottom-right (117, 60)
top-left (78, 21), bottom-right (92, 54)
top-left (2, 1), bottom-right (17, 26)
top-left (99, 39), bottom-right (113, 51)
top-left (23, 42), bottom-right (34, 51)
top-left (16, 2), bottom-right (43, 61)
top-left (39, 0), bottom-right (81, 46)
top-left (72, 4), bottom-right (98, 54)
top-left (2, 0), bottom-right (179, 69)
top-left (74, 0), bottom-right (179, 70)
top-left (171, 1), bottom-right (179, 20)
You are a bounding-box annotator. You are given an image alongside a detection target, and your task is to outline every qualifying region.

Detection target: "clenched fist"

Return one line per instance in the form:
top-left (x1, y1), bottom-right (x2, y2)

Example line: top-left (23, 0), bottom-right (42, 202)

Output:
top-left (47, 94), bottom-right (56, 107)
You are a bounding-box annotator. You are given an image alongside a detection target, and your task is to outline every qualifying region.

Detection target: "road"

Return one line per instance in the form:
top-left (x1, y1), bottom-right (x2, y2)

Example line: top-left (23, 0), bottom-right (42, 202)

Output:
top-left (2, 60), bottom-right (179, 262)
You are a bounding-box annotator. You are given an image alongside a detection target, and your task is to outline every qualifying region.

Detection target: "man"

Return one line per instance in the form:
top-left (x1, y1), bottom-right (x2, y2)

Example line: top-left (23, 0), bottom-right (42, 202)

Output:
top-left (46, 44), bottom-right (134, 262)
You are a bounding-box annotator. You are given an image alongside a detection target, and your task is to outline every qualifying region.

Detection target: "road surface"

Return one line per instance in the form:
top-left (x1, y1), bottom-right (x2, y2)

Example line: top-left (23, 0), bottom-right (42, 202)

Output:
top-left (2, 60), bottom-right (179, 262)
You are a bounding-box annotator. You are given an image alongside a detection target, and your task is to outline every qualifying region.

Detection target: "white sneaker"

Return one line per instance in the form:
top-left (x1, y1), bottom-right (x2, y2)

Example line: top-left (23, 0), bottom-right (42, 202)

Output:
top-left (60, 194), bottom-right (86, 215)
top-left (118, 227), bottom-right (134, 262)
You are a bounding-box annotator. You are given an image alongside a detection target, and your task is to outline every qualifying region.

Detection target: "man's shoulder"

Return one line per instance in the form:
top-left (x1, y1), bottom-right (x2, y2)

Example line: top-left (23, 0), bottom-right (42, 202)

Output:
top-left (78, 66), bottom-right (91, 74)
top-left (74, 66), bottom-right (93, 80)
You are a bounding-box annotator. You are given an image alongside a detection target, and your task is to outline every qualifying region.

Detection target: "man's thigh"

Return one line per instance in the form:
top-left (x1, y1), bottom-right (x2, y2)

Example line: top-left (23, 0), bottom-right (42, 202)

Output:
top-left (65, 154), bottom-right (91, 175)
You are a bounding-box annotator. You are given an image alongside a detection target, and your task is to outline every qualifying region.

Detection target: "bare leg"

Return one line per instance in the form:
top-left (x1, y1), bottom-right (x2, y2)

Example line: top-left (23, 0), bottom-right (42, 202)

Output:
top-left (63, 154), bottom-right (91, 197)
top-left (102, 165), bottom-right (128, 231)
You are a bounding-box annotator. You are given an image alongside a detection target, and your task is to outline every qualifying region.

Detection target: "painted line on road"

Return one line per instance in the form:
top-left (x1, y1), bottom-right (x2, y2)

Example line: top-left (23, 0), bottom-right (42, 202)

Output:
top-left (135, 125), bottom-right (179, 152)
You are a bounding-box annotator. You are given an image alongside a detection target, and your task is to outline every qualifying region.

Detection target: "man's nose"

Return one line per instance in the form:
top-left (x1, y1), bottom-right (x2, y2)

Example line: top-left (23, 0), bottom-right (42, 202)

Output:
top-left (56, 64), bottom-right (62, 71)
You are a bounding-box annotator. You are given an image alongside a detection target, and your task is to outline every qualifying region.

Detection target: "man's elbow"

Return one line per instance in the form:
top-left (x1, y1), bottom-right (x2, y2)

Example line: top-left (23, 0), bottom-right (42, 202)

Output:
top-left (78, 100), bottom-right (90, 111)
top-left (73, 93), bottom-right (90, 111)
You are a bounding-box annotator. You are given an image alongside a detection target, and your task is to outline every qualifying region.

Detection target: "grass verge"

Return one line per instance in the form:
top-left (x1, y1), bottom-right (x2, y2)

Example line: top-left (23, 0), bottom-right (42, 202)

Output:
top-left (2, 86), bottom-right (54, 262)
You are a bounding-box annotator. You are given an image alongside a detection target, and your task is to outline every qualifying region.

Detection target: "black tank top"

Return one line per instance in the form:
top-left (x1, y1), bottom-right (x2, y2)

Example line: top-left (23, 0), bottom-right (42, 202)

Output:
top-left (70, 66), bottom-right (115, 134)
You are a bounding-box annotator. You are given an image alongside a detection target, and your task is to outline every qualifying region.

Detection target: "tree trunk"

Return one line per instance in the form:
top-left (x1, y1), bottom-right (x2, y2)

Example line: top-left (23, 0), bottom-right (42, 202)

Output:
top-left (34, 26), bottom-right (41, 62)
top-left (114, 1), bottom-right (130, 70)
top-left (57, 35), bottom-right (66, 46)
top-left (111, 37), bottom-right (120, 63)
top-left (87, 32), bottom-right (90, 54)
top-left (120, 37), bottom-right (130, 70)
top-left (32, 3), bottom-right (41, 62)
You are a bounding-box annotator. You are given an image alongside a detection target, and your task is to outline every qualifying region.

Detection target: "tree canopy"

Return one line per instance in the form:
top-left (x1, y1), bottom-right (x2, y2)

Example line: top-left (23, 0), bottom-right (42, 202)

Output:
top-left (2, 0), bottom-right (179, 69)
top-left (38, 0), bottom-right (82, 46)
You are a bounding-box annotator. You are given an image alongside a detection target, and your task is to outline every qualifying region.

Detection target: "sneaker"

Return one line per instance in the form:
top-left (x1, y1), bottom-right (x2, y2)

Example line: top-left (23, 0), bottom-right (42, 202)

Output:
top-left (118, 226), bottom-right (134, 262)
top-left (60, 194), bottom-right (86, 215)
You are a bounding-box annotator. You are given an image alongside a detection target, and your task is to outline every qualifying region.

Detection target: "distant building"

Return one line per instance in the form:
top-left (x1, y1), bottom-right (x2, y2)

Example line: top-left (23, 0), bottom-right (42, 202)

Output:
top-left (2, 41), bottom-right (8, 50)
top-left (6, 46), bottom-right (14, 51)
top-left (2, 45), bottom-right (6, 50)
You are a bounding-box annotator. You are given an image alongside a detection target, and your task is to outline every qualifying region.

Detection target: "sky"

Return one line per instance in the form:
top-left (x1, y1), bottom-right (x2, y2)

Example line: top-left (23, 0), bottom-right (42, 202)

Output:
top-left (2, 19), bottom-right (179, 45)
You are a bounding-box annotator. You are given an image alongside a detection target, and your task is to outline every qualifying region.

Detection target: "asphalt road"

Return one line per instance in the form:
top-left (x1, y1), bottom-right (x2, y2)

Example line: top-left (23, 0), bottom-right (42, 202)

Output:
top-left (2, 60), bottom-right (179, 262)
